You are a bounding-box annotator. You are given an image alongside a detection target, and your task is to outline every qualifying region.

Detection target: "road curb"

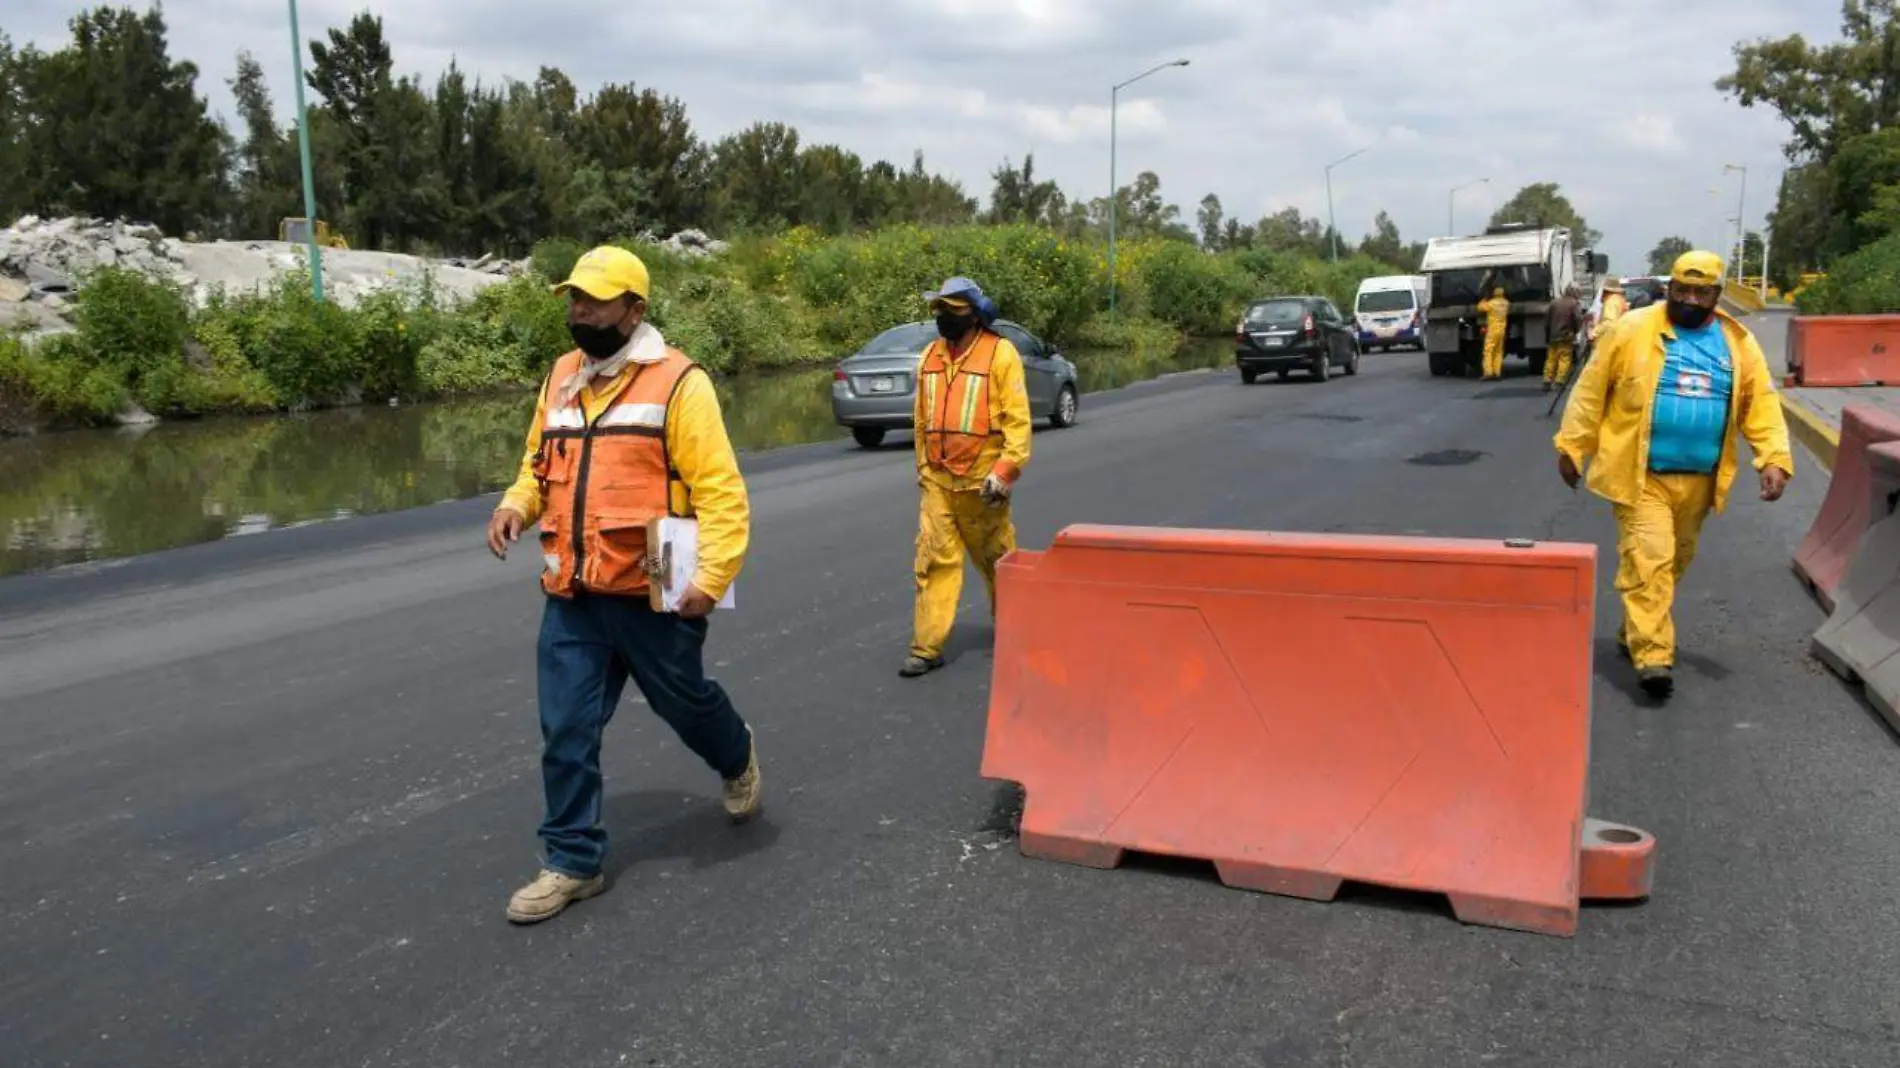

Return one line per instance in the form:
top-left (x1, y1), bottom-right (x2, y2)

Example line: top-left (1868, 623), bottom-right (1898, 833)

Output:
top-left (1782, 393), bottom-right (1841, 473)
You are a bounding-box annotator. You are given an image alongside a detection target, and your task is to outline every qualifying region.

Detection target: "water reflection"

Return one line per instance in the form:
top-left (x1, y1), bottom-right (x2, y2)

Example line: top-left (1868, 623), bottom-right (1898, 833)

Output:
top-left (0, 339), bottom-right (1226, 576)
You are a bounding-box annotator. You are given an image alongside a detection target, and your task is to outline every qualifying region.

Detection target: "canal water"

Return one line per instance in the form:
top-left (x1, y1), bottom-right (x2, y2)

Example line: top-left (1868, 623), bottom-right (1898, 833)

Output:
top-left (0, 340), bottom-right (1228, 576)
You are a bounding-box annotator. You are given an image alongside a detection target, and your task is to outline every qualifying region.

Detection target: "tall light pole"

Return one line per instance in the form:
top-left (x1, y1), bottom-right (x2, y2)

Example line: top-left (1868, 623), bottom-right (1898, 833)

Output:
top-left (1724, 163), bottom-right (1748, 283)
top-left (1107, 58), bottom-right (1189, 315)
top-left (1325, 147), bottom-right (1368, 262)
top-left (288, 0), bottom-right (324, 301)
top-left (1448, 177), bottom-right (1489, 235)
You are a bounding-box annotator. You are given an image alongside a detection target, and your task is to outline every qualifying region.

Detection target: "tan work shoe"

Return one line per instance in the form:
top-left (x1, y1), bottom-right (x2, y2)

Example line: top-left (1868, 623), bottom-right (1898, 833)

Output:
top-left (723, 730), bottom-right (762, 823)
top-left (506, 868), bottom-right (605, 925)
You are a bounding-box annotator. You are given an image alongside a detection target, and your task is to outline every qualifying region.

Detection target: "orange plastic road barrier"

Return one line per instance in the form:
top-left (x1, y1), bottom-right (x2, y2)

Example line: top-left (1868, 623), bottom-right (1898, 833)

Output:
top-left (1793, 405), bottom-right (1900, 612)
top-left (1789, 315), bottom-right (1900, 386)
top-left (1810, 441), bottom-right (1900, 733)
top-left (981, 525), bottom-right (1655, 938)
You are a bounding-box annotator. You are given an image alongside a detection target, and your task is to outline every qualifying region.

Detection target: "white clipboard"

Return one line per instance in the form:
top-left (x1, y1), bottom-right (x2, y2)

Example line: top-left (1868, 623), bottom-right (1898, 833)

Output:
top-left (645, 517), bottom-right (736, 613)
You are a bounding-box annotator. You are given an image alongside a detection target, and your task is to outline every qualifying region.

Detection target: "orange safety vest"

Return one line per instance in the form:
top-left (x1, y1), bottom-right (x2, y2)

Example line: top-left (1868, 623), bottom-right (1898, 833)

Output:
top-left (531, 348), bottom-right (696, 599)
top-left (918, 330), bottom-right (1003, 477)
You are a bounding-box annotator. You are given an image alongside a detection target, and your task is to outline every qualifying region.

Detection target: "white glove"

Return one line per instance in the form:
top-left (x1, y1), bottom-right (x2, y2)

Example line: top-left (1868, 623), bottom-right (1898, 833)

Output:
top-left (982, 473), bottom-right (1012, 503)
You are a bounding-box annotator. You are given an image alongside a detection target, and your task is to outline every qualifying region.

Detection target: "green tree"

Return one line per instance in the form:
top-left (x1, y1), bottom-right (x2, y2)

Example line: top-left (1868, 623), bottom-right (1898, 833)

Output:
top-left (574, 83), bottom-right (703, 232)
top-left (1358, 210), bottom-right (1406, 267)
top-left (11, 7), bottom-right (229, 235)
top-left (1197, 193), bottom-right (1224, 249)
top-left (0, 35), bottom-right (26, 223)
top-left (1646, 236), bottom-right (1695, 275)
top-left (989, 155), bottom-right (1063, 227)
top-left (705, 121), bottom-right (803, 232)
top-left (1488, 182), bottom-right (1602, 245)
top-left (798, 144), bottom-right (866, 233)
top-left (1254, 207), bottom-right (1326, 257)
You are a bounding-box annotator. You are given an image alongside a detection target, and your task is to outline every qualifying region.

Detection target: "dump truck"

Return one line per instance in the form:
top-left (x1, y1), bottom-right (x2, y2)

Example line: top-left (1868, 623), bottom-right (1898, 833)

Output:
top-left (277, 217), bottom-right (349, 250)
top-left (1420, 224), bottom-right (1598, 378)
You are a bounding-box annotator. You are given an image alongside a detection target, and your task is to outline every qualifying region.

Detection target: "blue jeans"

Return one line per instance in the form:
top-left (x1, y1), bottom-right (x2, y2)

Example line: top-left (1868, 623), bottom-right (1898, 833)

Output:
top-left (536, 593), bottom-right (751, 878)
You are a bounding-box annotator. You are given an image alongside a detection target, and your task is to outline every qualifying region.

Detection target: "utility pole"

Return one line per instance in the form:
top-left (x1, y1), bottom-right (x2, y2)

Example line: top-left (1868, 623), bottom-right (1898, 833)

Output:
top-left (288, 0), bottom-right (324, 302)
top-left (1325, 148), bottom-right (1368, 262)
top-left (1448, 177), bottom-right (1489, 236)
top-left (1724, 163), bottom-right (1748, 284)
top-left (1107, 59), bottom-right (1190, 315)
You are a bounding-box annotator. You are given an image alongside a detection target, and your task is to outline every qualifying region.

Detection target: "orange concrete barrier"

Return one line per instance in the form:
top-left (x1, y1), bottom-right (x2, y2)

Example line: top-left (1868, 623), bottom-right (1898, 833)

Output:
top-left (1809, 440), bottom-right (1900, 733)
top-left (981, 525), bottom-right (1654, 938)
top-left (1793, 405), bottom-right (1900, 611)
top-left (1789, 315), bottom-right (1900, 386)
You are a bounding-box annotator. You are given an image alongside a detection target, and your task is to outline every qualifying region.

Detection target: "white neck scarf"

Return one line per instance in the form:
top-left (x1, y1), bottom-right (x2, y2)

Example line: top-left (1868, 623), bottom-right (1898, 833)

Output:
top-left (555, 321), bottom-right (668, 409)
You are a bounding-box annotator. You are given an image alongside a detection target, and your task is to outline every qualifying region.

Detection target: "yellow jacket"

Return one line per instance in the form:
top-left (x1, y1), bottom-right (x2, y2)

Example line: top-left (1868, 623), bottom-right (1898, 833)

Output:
top-left (499, 361), bottom-right (750, 600)
top-left (1478, 295), bottom-right (1509, 324)
top-left (1554, 304), bottom-right (1792, 514)
top-left (1591, 293), bottom-right (1629, 341)
top-left (915, 332), bottom-right (1033, 491)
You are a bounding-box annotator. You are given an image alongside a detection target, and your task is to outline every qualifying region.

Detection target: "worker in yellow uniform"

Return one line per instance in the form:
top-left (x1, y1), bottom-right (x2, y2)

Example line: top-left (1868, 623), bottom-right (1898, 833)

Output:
top-left (486, 246), bottom-right (761, 924)
top-left (1477, 285), bottom-right (1510, 380)
top-left (1542, 285), bottom-right (1583, 392)
top-left (1555, 251), bottom-right (1793, 699)
top-left (1593, 276), bottom-right (1629, 342)
top-left (902, 277), bottom-right (1032, 678)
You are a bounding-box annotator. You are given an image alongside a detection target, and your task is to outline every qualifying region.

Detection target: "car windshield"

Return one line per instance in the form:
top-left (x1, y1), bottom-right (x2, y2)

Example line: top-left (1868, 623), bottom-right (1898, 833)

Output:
top-left (1244, 301), bottom-right (1306, 325)
top-left (1357, 290), bottom-right (1415, 313)
top-left (859, 322), bottom-right (938, 355)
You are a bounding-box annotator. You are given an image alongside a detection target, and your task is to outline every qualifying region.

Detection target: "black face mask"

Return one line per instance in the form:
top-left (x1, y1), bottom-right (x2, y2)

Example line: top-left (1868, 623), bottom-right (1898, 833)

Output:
top-left (936, 311), bottom-right (976, 341)
top-left (569, 321), bottom-right (631, 360)
top-left (1665, 299), bottom-right (1715, 330)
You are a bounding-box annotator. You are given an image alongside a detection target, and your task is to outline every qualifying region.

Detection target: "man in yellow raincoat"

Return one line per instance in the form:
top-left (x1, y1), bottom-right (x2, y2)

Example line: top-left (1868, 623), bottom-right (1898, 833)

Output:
top-left (1554, 251), bottom-right (1793, 699)
top-left (1477, 285), bottom-right (1510, 380)
top-left (902, 277), bottom-right (1032, 678)
top-left (1593, 276), bottom-right (1629, 342)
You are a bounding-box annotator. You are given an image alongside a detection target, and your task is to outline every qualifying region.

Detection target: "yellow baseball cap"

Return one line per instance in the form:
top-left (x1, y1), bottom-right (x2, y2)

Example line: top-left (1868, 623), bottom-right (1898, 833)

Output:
top-left (555, 246), bottom-right (651, 302)
top-left (1671, 250), bottom-right (1725, 286)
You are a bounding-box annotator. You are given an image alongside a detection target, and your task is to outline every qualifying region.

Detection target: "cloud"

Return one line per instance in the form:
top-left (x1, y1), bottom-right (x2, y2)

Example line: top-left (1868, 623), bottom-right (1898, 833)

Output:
top-left (2, 0), bottom-right (1841, 270)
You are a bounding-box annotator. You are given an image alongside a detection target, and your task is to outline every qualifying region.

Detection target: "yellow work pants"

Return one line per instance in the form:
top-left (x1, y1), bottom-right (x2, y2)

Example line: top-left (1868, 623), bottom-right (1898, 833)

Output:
top-left (911, 480), bottom-right (1016, 661)
top-left (1482, 327), bottom-right (1506, 379)
top-left (1545, 340), bottom-right (1574, 384)
top-left (1612, 473), bottom-right (1715, 670)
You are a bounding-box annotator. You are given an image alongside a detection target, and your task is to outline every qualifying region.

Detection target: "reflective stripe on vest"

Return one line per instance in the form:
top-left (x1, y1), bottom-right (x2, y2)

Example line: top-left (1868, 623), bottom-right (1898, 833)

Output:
top-left (532, 349), bottom-right (696, 599)
top-left (919, 331), bottom-right (1001, 477)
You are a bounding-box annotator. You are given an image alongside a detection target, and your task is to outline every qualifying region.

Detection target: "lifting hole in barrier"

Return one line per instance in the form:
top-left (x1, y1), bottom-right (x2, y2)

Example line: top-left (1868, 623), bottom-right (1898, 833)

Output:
top-left (1595, 828), bottom-right (1643, 845)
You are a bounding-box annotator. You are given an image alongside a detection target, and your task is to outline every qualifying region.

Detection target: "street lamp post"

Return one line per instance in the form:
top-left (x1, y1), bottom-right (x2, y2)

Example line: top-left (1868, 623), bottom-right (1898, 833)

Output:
top-left (1107, 58), bottom-right (1189, 315)
top-left (1724, 163), bottom-right (1748, 284)
top-left (1325, 148), bottom-right (1368, 262)
top-left (1447, 177), bottom-right (1489, 235)
top-left (287, 0), bottom-right (324, 302)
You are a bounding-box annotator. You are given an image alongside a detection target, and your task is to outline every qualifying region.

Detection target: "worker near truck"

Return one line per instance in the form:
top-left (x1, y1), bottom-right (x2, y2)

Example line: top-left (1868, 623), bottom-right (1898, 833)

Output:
top-left (486, 245), bottom-right (762, 924)
top-left (902, 277), bottom-right (1033, 679)
top-left (1554, 251), bottom-right (1793, 700)
top-left (1542, 285), bottom-right (1584, 393)
top-left (1476, 285), bottom-right (1510, 380)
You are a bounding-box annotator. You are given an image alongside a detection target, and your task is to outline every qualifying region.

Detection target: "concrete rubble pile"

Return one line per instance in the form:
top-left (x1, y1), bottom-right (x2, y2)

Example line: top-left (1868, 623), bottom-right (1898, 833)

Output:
top-left (0, 216), bottom-right (730, 338)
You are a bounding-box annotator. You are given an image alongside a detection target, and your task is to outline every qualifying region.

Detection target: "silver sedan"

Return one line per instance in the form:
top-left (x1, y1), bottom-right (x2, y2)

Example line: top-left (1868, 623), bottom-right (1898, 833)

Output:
top-left (830, 319), bottom-right (1081, 449)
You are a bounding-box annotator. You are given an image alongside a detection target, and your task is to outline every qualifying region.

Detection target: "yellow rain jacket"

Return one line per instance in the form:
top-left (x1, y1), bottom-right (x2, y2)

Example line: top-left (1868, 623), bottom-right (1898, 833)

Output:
top-left (1555, 304), bottom-right (1792, 515)
top-left (499, 358), bottom-right (750, 601)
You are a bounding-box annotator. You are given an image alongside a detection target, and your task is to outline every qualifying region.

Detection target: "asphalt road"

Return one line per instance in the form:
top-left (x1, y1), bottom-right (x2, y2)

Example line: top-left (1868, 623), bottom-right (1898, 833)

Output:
top-left (3, 351), bottom-right (1897, 1068)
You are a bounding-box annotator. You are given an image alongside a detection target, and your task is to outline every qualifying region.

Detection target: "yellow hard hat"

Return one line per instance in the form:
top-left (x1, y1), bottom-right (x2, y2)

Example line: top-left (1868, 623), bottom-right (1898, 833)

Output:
top-left (1670, 250), bottom-right (1725, 286)
top-left (555, 245), bottom-right (651, 302)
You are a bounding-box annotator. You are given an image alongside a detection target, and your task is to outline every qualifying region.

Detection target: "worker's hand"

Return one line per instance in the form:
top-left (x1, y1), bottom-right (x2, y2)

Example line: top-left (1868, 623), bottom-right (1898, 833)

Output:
top-left (1760, 465), bottom-right (1791, 502)
top-left (981, 473), bottom-right (1012, 504)
top-left (1557, 454), bottom-right (1582, 490)
top-left (487, 508), bottom-right (525, 559)
top-left (677, 584), bottom-right (717, 620)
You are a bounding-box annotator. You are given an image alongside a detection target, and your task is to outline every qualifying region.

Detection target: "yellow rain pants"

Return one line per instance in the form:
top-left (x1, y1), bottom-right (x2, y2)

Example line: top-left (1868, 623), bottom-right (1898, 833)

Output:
top-left (1545, 339), bottom-right (1575, 385)
top-left (910, 481), bottom-right (1016, 661)
top-left (1612, 473), bottom-right (1715, 670)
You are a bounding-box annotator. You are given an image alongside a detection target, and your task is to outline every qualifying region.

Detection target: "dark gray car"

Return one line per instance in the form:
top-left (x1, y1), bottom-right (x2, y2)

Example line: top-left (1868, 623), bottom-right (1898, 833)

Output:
top-left (830, 319), bottom-right (1081, 448)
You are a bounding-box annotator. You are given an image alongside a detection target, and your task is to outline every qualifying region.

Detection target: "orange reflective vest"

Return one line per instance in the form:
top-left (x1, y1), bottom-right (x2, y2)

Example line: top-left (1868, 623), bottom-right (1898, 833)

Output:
top-left (918, 331), bottom-right (1002, 477)
top-left (531, 348), bottom-right (696, 599)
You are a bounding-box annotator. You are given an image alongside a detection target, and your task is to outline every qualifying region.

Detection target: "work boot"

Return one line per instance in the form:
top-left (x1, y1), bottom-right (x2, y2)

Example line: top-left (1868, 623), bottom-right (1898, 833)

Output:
top-left (1637, 666), bottom-right (1674, 700)
top-left (899, 655), bottom-right (944, 678)
top-left (723, 729), bottom-right (762, 823)
top-left (506, 868), bottom-right (605, 925)
top-left (1543, 380), bottom-right (1554, 393)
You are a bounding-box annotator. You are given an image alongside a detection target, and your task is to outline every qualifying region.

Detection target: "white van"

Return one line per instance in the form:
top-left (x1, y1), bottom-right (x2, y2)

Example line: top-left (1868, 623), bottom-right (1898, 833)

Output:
top-left (1353, 275), bottom-right (1429, 352)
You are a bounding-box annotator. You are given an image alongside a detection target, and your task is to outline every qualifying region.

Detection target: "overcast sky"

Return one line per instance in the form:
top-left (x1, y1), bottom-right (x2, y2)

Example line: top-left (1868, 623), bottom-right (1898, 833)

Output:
top-left (8, 1), bottom-right (1843, 272)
